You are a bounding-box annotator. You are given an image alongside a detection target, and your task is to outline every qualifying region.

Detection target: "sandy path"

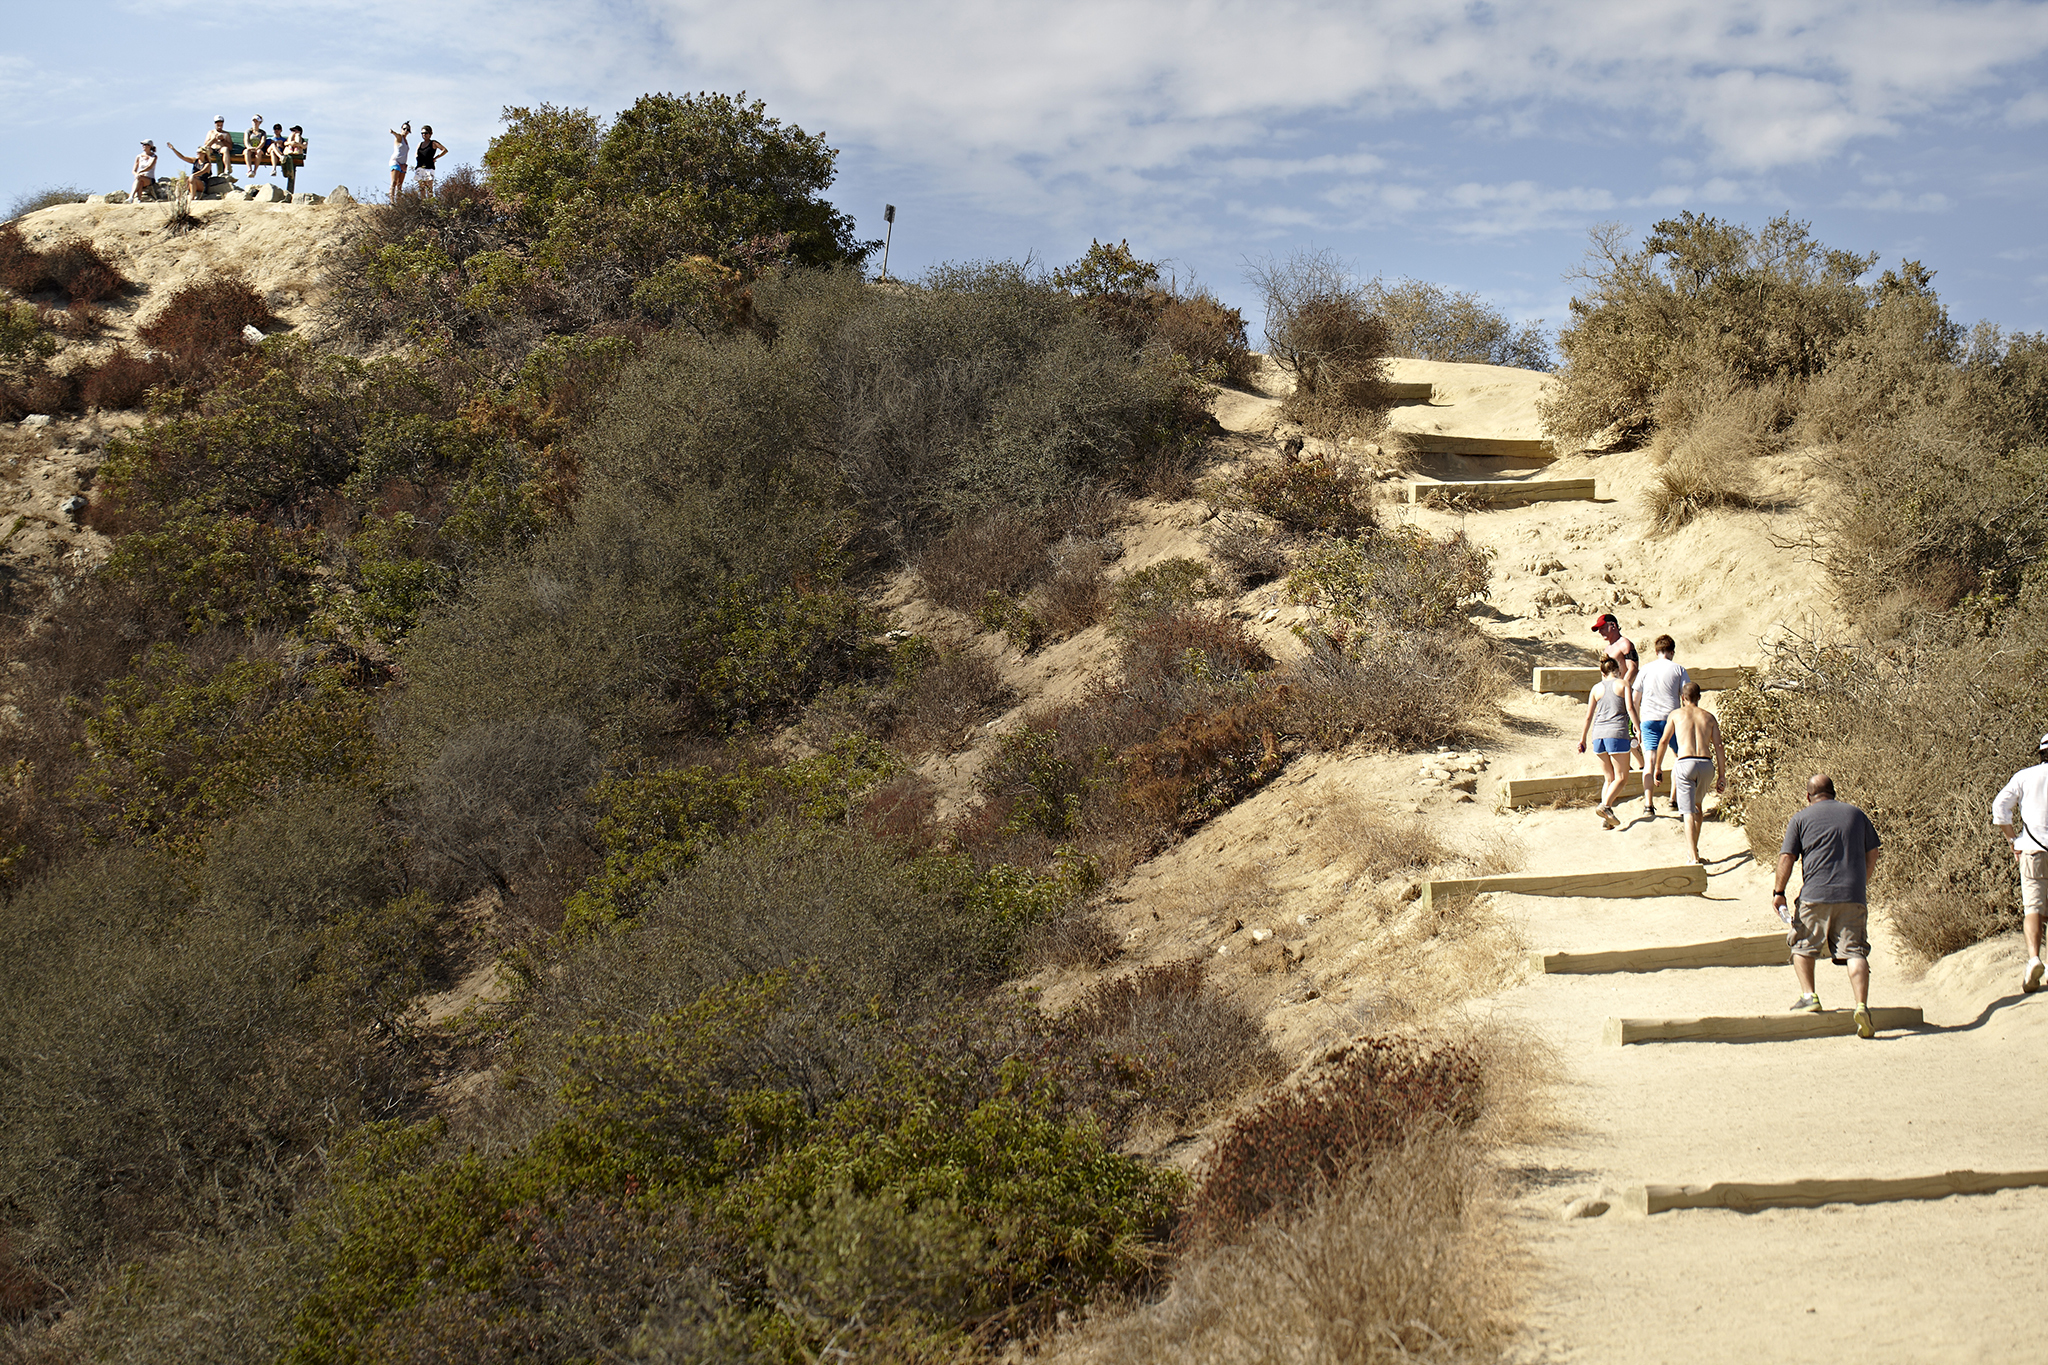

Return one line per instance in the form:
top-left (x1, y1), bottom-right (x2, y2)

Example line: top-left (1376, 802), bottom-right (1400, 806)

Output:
top-left (1389, 412), bottom-right (2048, 1363)
top-left (1204, 373), bottom-right (2048, 1361)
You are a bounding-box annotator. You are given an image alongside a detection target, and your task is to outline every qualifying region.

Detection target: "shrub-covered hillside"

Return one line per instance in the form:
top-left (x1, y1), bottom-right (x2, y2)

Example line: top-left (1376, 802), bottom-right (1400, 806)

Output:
top-left (1, 96), bottom-right (1519, 1363)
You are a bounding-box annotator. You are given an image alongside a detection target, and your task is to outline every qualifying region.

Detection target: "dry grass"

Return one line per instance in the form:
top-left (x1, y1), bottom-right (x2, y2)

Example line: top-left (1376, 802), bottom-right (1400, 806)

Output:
top-left (1047, 1025), bottom-right (1549, 1365)
top-left (1062, 959), bottom-right (1286, 1121)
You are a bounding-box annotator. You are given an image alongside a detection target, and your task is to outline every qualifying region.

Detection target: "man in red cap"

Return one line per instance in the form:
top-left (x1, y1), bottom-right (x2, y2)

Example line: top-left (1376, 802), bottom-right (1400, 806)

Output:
top-left (1590, 613), bottom-right (1639, 690)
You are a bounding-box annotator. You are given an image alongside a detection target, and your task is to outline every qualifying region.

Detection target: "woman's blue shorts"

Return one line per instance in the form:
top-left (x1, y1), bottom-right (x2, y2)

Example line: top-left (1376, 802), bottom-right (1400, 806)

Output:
top-left (1592, 736), bottom-right (1631, 754)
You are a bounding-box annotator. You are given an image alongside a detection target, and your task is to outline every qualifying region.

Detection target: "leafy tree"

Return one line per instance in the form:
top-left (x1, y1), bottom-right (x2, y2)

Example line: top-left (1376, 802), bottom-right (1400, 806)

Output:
top-left (1542, 213), bottom-right (1876, 444)
top-left (479, 103), bottom-right (602, 225)
top-left (595, 91), bottom-right (870, 269)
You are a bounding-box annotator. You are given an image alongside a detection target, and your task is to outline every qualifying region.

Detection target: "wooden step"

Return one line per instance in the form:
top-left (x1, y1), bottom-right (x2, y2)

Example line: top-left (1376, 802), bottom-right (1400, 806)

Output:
top-left (1603, 1006), bottom-right (1923, 1045)
top-left (1627, 1168), bottom-right (2048, 1215)
top-left (1531, 932), bottom-right (1786, 975)
top-left (1423, 863), bottom-right (1706, 911)
top-left (1532, 665), bottom-right (1754, 695)
top-left (1407, 477), bottom-right (1595, 505)
top-left (1397, 433), bottom-right (1556, 460)
top-left (1383, 380), bottom-right (1436, 401)
top-left (1503, 771), bottom-right (1671, 808)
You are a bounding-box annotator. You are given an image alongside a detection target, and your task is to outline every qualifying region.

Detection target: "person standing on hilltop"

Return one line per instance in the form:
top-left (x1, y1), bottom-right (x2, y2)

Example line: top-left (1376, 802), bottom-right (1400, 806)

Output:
top-left (1633, 635), bottom-right (1691, 817)
top-left (388, 122), bottom-right (411, 203)
top-left (1653, 682), bottom-right (1725, 864)
top-left (1774, 773), bottom-right (1883, 1037)
top-left (1991, 734), bottom-right (2048, 994)
top-left (1577, 656), bottom-right (1640, 830)
top-left (414, 125), bottom-right (449, 194)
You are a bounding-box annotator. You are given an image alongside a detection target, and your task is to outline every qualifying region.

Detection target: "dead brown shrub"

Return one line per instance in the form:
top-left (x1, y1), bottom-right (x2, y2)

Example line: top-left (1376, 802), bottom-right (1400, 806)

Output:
top-left (78, 346), bottom-right (169, 410)
top-left (136, 273), bottom-right (277, 386)
top-left (915, 506), bottom-right (1051, 613)
top-left (892, 645), bottom-right (1016, 750)
top-left (1275, 629), bottom-right (1501, 753)
top-left (1063, 959), bottom-right (1285, 1119)
top-left (0, 226), bottom-right (129, 303)
top-left (1200, 511), bottom-right (1289, 588)
top-left (1647, 389), bottom-right (1779, 530)
top-left (1152, 291), bottom-right (1255, 388)
top-left (1178, 1034), bottom-right (1483, 1246)
top-left (1059, 1128), bottom-right (1514, 1365)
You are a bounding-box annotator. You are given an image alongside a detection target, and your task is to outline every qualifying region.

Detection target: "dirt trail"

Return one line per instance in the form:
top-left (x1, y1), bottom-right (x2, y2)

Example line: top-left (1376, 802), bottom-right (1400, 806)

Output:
top-left (1193, 372), bottom-right (2048, 1364)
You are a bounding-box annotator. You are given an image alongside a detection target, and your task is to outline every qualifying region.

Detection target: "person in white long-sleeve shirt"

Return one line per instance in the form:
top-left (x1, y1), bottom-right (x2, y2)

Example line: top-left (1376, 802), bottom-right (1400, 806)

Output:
top-left (1990, 734), bottom-right (2048, 993)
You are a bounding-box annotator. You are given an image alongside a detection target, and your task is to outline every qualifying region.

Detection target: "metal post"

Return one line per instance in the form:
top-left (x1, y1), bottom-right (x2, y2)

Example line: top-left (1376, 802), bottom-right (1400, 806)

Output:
top-left (880, 204), bottom-right (895, 281)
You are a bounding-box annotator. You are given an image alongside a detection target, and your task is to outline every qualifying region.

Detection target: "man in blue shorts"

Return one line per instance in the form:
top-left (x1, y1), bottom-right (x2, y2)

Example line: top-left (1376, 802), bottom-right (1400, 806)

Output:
top-left (1633, 634), bottom-right (1690, 818)
top-left (1773, 773), bottom-right (1884, 1037)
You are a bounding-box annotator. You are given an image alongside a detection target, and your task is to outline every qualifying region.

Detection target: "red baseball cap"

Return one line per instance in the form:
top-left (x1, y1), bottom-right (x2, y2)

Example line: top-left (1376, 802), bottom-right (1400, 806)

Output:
top-left (1591, 613), bottom-right (1618, 631)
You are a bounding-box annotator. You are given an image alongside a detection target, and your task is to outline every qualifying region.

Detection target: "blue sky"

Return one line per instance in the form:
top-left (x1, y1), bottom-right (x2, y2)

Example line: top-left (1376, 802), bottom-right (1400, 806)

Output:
top-left (7, 0), bottom-right (2048, 345)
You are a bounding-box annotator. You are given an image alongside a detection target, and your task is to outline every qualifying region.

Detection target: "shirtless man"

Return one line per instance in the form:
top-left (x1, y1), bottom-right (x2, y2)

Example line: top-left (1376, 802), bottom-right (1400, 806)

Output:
top-left (1653, 682), bottom-right (1727, 864)
top-left (199, 117), bottom-right (234, 172)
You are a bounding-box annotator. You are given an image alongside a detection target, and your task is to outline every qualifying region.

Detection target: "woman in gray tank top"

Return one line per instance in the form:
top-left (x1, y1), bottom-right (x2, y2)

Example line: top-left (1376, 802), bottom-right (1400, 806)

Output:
top-left (1577, 656), bottom-right (1640, 828)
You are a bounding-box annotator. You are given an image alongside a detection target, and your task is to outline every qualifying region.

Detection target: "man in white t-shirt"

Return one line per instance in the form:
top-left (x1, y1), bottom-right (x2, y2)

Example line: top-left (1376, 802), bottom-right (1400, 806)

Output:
top-left (1991, 733), bottom-right (2048, 994)
top-left (1632, 634), bottom-right (1690, 818)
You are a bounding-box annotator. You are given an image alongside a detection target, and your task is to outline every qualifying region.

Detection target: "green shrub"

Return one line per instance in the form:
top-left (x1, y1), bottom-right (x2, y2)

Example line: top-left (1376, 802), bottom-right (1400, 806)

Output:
top-left (68, 642), bottom-right (377, 858)
top-left (287, 974), bottom-right (1175, 1362)
top-left (1110, 556), bottom-right (1215, 634)
top-left (1721, 618), bottom-right (2048, 960)
top-left (1286, 526), bottom-right (1491, 633)
top-left (0, 804), bottom-right (412, 1278)
top-left (1209, 448), bottom-right (1376, 536)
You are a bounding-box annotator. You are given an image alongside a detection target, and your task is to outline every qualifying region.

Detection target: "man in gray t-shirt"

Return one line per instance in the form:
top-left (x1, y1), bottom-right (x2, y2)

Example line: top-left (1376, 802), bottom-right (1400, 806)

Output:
top-left (1773, 773), bottom-right (1883, 1034)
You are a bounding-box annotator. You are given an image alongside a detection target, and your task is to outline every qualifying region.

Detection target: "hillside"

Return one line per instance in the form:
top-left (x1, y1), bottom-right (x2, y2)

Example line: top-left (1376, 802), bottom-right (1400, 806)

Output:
top-left (5, 191), bottom-right (2045, 1364)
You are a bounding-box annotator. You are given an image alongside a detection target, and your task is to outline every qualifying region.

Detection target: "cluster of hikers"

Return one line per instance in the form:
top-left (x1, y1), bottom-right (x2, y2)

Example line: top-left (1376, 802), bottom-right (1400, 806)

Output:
top-left (121, 116), bottom-right (450, 204)
top-left (127, 116), bottom-right (309, 201)
top-left (1574, 613), bottom-right (1725, 862)
top-left (1569, 611), bottom-right (2048, 1034)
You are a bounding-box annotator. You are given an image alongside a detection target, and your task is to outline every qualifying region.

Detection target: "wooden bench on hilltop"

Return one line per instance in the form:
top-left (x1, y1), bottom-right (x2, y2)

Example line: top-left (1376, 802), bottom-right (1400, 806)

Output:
top-left (205, 133), bottom-right (310, 194)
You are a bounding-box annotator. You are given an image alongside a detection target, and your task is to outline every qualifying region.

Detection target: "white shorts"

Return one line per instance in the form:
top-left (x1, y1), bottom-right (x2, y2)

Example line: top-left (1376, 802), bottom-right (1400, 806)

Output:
top-left (2020, 850), bottom-right (2048, 918)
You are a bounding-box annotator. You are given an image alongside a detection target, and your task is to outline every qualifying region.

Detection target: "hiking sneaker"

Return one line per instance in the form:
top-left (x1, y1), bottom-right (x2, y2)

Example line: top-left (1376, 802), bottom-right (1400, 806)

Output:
top-left (2024, 957), bottom-right (2045, 995)
top-left (1789, 993), bottom-right (1823, 1013)
top-left (1854, 1003), bottom-right (1874, 1039)
top-left (1597, 806), bottom-right (1619, 830)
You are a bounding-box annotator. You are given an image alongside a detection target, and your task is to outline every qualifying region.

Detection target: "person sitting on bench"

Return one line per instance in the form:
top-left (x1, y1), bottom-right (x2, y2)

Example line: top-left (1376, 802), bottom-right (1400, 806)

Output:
top-left (243, 116), bottom-right (274, 178)
top-left (199, 117), bottom-right (234, 169)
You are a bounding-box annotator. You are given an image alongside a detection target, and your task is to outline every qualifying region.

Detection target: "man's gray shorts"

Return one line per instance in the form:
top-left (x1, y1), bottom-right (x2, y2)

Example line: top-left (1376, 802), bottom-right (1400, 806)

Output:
top-left (1673, 757), bottom-right (1713, 817)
